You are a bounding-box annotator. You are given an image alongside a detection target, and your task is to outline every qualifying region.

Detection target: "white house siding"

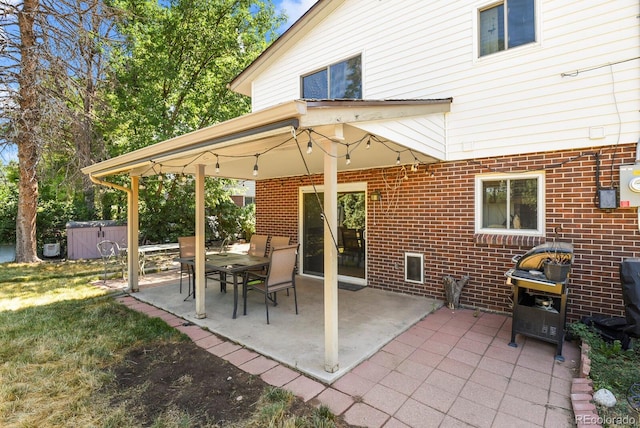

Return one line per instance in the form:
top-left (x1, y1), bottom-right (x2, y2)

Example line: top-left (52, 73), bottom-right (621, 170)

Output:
top-left (354, 116), bottom-right (448, 161)
top-left (251, 0), bottom-right (639, 160)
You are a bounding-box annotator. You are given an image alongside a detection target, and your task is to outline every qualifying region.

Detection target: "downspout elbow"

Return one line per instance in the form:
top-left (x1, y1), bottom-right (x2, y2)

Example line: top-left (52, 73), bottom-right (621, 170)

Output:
top-left (88, 174), bottom-right (132, 195)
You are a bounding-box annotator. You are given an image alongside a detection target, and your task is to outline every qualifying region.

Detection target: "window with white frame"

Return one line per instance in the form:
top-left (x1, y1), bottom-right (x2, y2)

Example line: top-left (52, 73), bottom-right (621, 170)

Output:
top-left (479, 0), bottom-right (536, 57)
top-left (301, 55), bottom-right (362, 99)
top-left (475, 173), bottom-right (544, 234)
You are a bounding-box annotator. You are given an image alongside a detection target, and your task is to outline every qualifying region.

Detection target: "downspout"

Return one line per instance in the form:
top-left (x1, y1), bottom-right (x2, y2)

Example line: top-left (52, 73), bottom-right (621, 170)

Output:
top-left (88, 174), bottom-right (140, 291)
top-left (89, 174), bottom-right (131, 194)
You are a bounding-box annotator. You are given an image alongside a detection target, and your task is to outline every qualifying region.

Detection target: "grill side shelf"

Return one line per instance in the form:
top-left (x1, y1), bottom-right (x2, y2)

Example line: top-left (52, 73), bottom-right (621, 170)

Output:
top-left (505, 269), bottom-right (566, 295)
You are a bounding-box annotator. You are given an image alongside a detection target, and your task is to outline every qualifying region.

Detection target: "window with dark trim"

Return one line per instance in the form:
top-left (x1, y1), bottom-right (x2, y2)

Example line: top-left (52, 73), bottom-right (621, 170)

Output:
top-left (301, 55), bottom-right (362, 99)
top-left (479, 0), bottom-right (536, 57)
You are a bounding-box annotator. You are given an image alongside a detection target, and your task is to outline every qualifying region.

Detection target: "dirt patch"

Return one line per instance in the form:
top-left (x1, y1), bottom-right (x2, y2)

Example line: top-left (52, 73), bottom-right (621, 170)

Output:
top-left (105, 341), bottom-right (357, 427)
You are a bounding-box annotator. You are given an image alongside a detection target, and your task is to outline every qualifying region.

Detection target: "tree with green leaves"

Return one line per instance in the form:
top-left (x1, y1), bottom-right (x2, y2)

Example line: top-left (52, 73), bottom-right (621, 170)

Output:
top-left (0, 0), bottom-right (120, 262)
top-left (99, 0), bottom-right (284, 241)
top-left (106, 0), bottom-right (284, 152)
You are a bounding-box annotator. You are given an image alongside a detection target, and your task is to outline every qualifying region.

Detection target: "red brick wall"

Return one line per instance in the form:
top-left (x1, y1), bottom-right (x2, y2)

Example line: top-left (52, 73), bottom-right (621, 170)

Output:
top-left (256, 143), bottom-right (639, 322)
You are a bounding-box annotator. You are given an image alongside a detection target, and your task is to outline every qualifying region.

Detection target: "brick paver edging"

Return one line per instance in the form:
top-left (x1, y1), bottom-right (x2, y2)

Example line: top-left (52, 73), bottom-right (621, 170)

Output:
top-left (113, 295), bottom-right (340, 415)
top-left (572, 342), bottom-right (602, 428)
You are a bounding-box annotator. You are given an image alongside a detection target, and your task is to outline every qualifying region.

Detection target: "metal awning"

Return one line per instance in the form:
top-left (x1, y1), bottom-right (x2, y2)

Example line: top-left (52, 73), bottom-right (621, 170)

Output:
top-left (82, 98), bottom-right (452, 180)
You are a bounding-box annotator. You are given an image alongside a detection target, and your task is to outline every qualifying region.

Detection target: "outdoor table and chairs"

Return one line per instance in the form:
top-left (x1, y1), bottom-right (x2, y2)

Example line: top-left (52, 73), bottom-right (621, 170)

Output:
top-left (176, 252), bottom-right (270, 319)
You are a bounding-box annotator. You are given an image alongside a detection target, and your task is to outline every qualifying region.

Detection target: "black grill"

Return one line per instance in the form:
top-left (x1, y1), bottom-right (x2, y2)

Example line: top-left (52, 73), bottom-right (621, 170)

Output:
top-left (506, 242), bottom-right (573, 361)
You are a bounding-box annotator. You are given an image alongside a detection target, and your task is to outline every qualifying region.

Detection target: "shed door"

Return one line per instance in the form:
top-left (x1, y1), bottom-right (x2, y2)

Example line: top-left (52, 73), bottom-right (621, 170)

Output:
top-left (68, 227), bottom-right (100, 259)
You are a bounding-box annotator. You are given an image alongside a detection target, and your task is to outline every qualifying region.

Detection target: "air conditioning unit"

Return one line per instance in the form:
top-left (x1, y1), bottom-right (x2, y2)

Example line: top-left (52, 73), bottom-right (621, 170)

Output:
top-left (43, 243), bottom-right (60, 258)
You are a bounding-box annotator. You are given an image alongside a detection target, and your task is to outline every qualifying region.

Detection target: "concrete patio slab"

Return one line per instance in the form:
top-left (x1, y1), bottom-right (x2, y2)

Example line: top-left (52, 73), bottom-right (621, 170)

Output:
top-left (133, 274), bottom-right (442, 384)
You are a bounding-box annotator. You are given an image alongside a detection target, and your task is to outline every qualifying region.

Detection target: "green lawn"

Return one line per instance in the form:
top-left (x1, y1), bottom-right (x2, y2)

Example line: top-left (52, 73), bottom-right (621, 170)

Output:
top-left (0, 261), bottom-right (188, 426)
top-left (0, 261), bottom-right (342, 427)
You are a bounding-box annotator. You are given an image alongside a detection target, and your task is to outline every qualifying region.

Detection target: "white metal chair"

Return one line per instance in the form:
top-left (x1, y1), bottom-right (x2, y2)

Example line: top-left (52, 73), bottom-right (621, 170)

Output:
top-left (96, 240), bottom-right (125, 283)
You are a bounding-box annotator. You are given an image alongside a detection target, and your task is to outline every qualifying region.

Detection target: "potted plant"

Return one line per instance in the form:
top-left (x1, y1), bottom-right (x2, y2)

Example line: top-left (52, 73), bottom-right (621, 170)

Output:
top-left (543, 226), bottom-right (573, 282)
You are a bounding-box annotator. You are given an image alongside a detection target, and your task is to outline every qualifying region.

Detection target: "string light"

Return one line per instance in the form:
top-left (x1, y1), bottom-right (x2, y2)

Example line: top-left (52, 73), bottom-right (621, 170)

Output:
top-left (253, 154), bottom-right (259, 177)
top-left (137, 131), bottom-right (433, 181)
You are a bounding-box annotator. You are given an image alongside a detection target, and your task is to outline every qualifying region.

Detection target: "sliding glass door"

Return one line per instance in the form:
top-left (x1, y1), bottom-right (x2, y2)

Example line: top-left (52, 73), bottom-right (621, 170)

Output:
top-left (300, 184), bottom-right (366, 285)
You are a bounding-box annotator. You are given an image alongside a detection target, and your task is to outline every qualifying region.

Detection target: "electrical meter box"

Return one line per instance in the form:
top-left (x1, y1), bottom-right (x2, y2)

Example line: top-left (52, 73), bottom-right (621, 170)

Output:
top-left (619, 164), bottom-right (640, 208)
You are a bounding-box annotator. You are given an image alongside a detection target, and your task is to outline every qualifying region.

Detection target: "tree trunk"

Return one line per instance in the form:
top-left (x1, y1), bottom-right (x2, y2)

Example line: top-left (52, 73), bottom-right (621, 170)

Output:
top-left (15, 0), bottom-right (41, 263)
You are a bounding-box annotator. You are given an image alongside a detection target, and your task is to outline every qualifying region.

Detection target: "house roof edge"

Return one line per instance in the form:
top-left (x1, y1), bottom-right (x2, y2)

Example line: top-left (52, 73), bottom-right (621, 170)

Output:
top-left (229, 0), bottom-right (345, 97)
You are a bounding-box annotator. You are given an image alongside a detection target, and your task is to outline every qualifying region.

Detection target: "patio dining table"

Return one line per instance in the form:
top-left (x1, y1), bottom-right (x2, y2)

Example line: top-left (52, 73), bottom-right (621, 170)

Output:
top-left (176, 253), bottom-right (270, 319)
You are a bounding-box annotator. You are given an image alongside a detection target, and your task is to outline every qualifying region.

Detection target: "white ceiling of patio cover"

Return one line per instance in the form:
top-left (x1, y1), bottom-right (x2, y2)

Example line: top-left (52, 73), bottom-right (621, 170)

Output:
top-left (82, 99), bottom-right (451, 181)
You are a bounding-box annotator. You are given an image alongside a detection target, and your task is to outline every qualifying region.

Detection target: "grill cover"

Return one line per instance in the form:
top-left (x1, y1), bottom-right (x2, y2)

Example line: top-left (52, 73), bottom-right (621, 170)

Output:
top-left (619, 259), bottom-right (640, 337)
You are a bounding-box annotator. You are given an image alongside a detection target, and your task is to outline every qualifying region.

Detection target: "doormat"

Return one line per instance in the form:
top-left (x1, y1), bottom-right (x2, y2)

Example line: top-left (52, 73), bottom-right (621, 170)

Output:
top-left (338, 282), bottom-right (365, 291)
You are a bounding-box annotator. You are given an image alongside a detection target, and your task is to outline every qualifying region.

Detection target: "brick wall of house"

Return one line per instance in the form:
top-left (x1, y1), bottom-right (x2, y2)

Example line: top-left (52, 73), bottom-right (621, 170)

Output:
top-left (256, 143), bottom-right (639, 322)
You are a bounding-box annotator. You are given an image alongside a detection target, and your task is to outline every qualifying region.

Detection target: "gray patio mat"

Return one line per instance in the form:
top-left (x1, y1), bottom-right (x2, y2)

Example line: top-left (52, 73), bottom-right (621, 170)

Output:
top-left (134, 275), bottom-right (442, 384)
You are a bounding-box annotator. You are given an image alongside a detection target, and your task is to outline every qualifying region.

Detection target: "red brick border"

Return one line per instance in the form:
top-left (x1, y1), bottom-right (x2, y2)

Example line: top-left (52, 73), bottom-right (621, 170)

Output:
top-left (572, 342), bottom-right (602, 427)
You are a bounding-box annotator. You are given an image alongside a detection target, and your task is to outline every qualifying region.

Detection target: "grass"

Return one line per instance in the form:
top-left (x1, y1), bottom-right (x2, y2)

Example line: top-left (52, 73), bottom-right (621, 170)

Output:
top-left (0, 260), bottom-right (341, 427)
top-left (0, 260), bottom-right (186, 427)
top-left (568, 322), bottom-right (640, 427)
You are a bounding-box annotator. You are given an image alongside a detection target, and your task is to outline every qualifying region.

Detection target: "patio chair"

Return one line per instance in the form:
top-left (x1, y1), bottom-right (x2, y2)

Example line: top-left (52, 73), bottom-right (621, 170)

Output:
top-left (117, 245), bottom-right (147, 278)
top-left (262, 235), bottom-right (291, 293)
top-left (268, 236), bottom-right (290, 255)
top-left (178, 236), bottom-right (223, 297)
top-left (178, 236), bottom-right (195, 295)
top-left (340, 228), bottom-right (362, 267)
top-left (247, 234), bottom-right (269, 257)
top-left (97, 240), bottom-right (125, 283)
top-left (243, 243), bottom-right (299, 324)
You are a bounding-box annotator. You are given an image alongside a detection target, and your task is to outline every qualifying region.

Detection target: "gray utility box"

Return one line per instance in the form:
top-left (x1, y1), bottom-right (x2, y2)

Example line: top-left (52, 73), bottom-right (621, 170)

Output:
top-left (619, 164), bottom-right (640, 208)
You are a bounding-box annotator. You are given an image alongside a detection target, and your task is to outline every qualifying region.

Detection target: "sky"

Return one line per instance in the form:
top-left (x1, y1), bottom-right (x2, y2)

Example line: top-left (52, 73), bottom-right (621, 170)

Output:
top-left (0, 0), bottom-right (318, 164)
top-left (274, 0), bottom-right (317, 33)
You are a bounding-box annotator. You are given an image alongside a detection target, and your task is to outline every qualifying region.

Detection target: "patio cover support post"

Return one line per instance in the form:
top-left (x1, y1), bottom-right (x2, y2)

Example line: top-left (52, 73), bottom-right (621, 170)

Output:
top-left (128, 175), bottom-right (140, 292)
top-left (87, 174), bottom-right (138, 291)
top-left (194, 164), bottom-right (206, 319)
top-left (323, 137), bottom-right (339, 373)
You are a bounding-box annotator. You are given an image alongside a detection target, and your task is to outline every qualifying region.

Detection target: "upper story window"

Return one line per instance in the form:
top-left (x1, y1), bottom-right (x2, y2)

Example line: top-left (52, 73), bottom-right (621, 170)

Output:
top-left (475, 172), bottom-right (544, 235)
top-left (301, 55), bottom-right (362, 99)
top-left (479, 0), bottom-right (536, 57)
